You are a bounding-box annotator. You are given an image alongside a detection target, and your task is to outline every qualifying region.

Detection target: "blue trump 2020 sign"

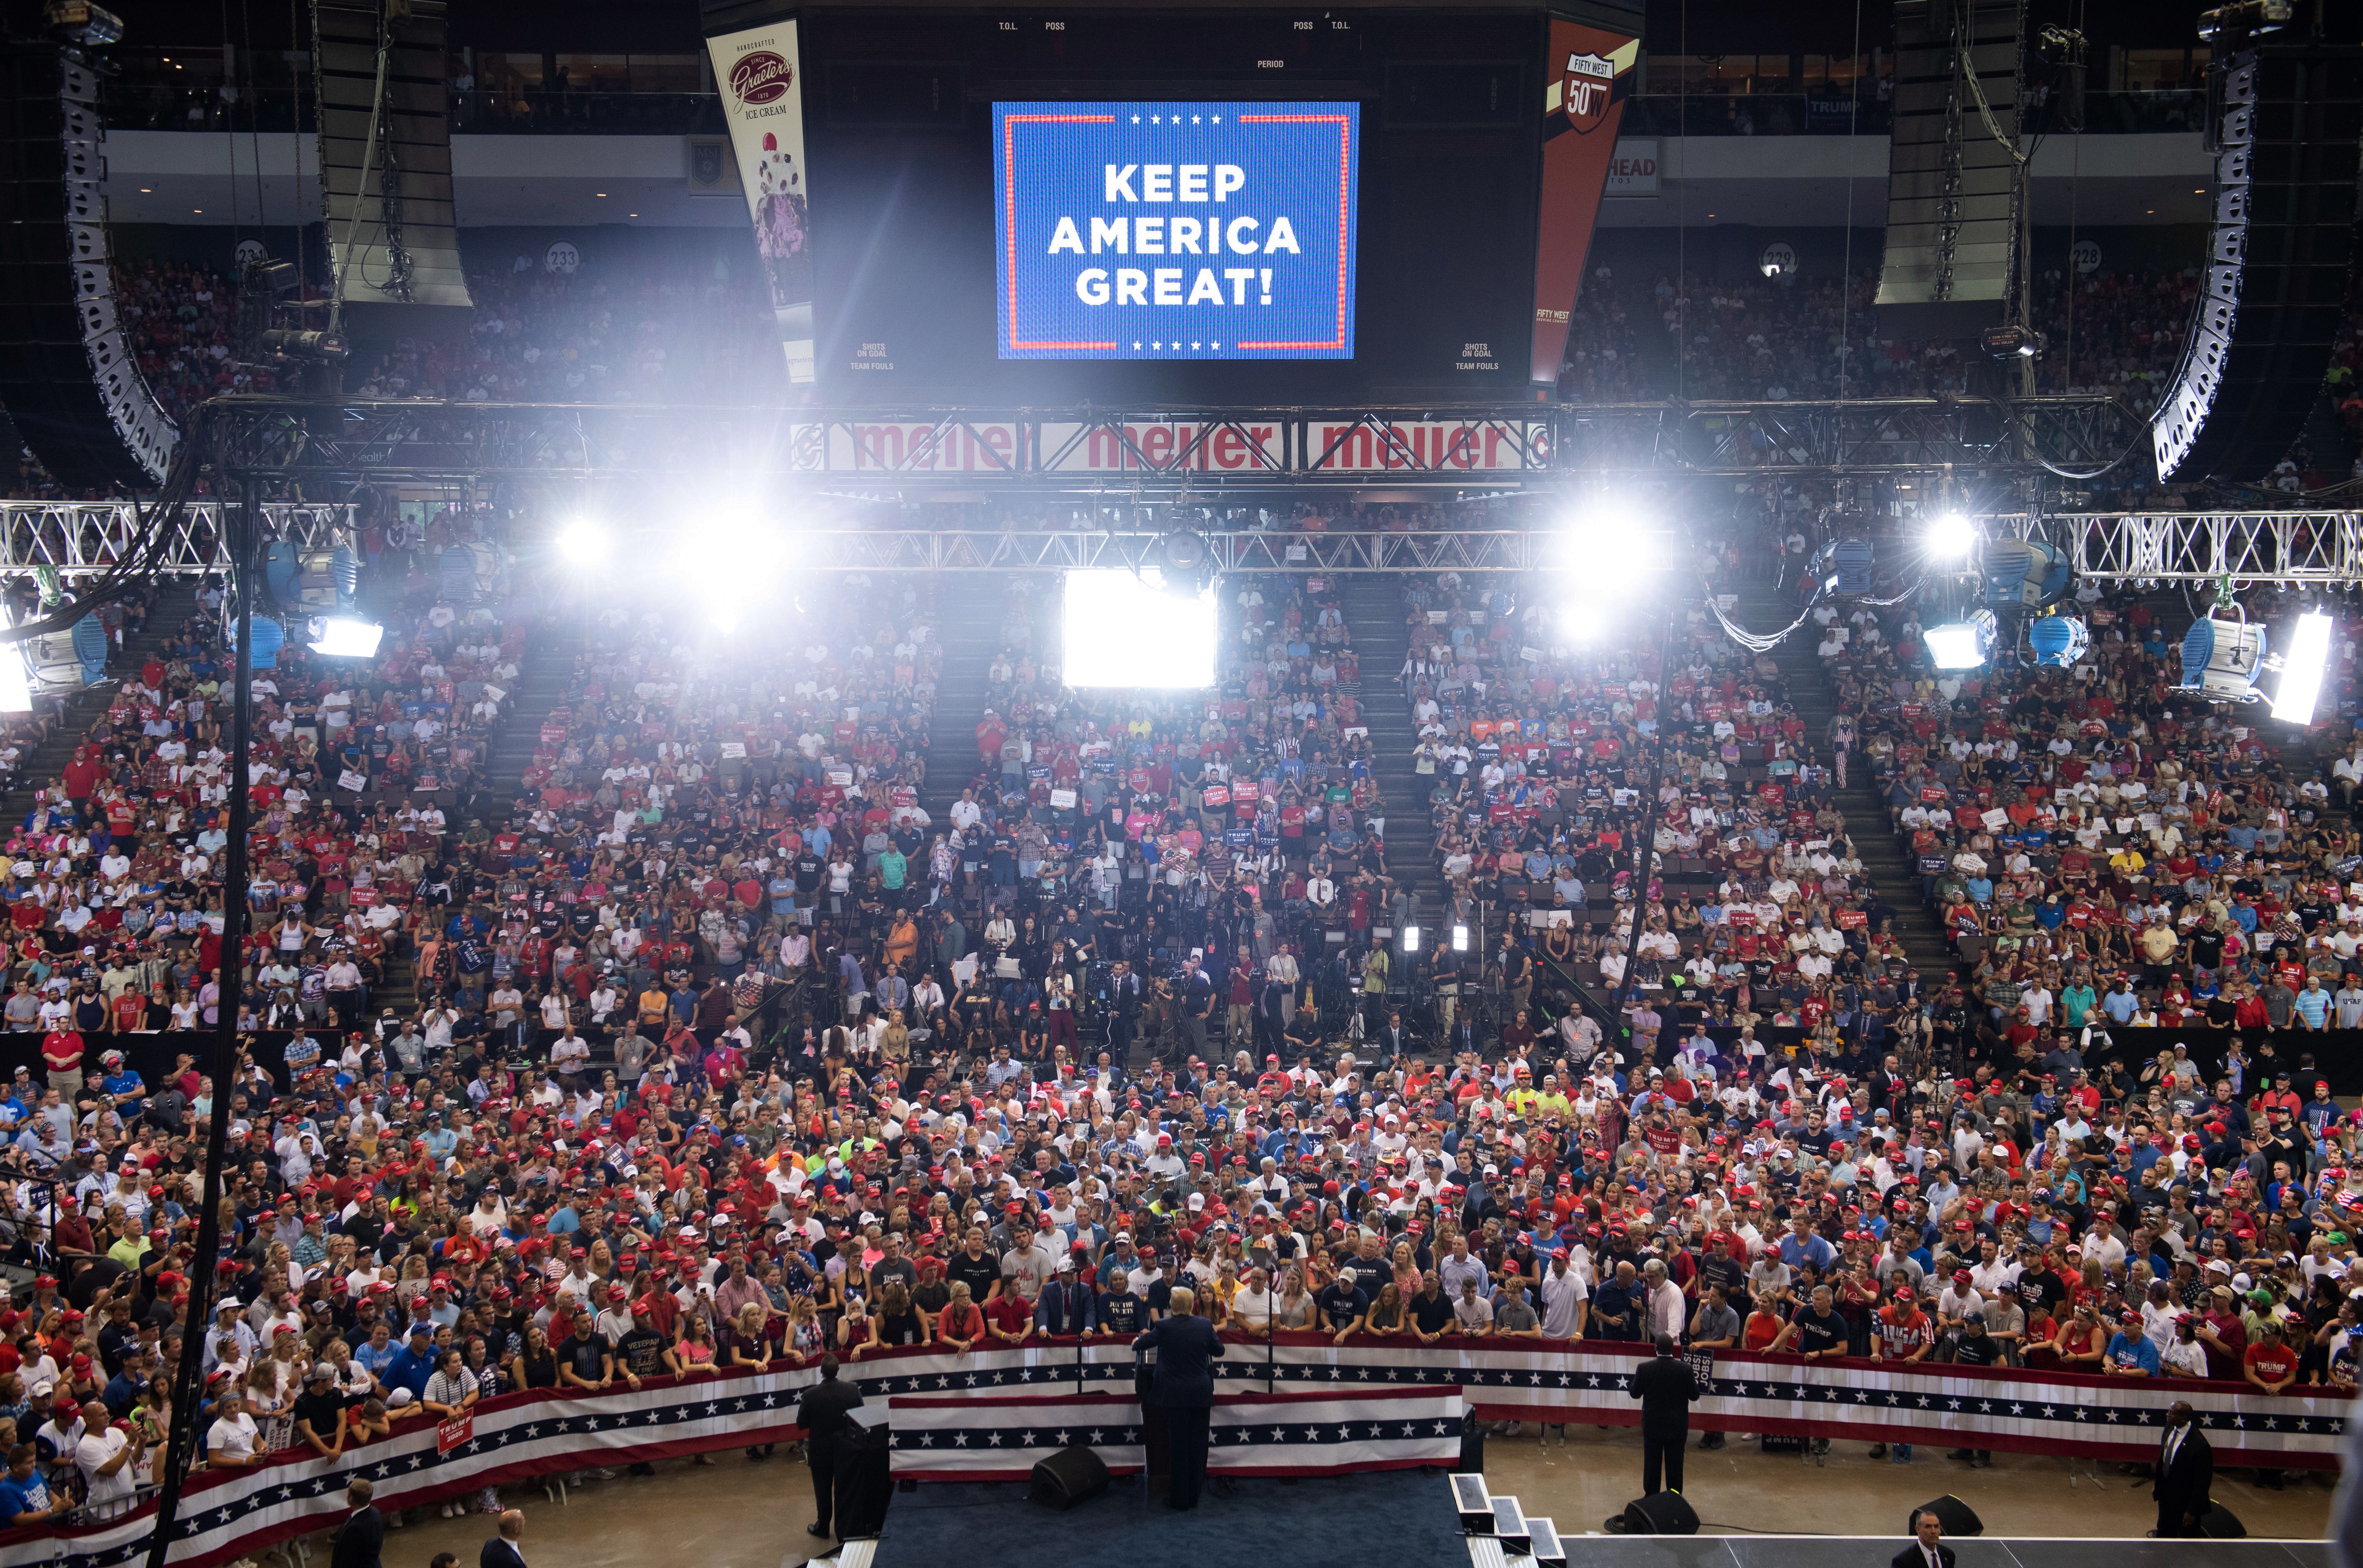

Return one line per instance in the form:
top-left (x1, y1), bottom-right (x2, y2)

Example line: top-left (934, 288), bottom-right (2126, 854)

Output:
top-left (993, 102), bottom-right (1359, 361)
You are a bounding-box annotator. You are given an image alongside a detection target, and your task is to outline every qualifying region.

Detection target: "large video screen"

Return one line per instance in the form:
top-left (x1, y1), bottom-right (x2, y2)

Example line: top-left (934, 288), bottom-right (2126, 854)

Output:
top-left (796, 6), bottom-right (1555, 404)
top-left (993, 102), bottom-right (1359, 361)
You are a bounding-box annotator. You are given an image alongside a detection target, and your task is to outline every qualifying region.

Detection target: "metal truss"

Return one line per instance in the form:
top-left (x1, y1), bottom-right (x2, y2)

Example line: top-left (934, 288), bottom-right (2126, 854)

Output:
top-left (184, 392), bottom-right (2153, 486)
top-left (0, 501), bottom-right (347, 577)
top-left (787, 528), bottom-right (1554, 572)
top-left (2037, 511), bottom-right (2363, 584)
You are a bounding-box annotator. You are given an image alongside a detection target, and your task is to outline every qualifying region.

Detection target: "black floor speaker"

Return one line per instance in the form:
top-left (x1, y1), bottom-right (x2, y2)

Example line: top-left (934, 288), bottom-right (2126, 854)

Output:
top-left (1459, 1414), bottom-right (1485, 1474)
top-left (1621, 1492), bottom-right (1700, 1534)
top-left (1029, 1445), bottom-right (1111, 1510)
top-left (2200, 1503), bottom-right (2246, 1539)
top-left (1910, 1495), bottom-right (1984, 1538)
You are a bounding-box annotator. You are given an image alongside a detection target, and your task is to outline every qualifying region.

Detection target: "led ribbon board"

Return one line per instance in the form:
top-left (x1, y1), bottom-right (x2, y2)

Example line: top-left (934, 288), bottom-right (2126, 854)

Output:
top-left (994, 102), bottom-right (1359, 361)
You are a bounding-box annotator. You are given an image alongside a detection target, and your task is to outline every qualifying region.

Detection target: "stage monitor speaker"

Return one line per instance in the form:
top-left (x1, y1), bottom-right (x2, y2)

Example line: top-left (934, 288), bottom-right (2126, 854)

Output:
top-left (1909, 1495), bottom-right (1984, 1538)
top-left (1458, 1412), bottom-right (1486, 1475)
top-left (2150, 40), bottom-right (2363, 482)
top-left (1620, 1492), bottom-right (1700, 1535)
top-left (2200, 1502), bottom-right (2247, 1539)
top-left (1028, 1445), bottom-right (1110, 1511)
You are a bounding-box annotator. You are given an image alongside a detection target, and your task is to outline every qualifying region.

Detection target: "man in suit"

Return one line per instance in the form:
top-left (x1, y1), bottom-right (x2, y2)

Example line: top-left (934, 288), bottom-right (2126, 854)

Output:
top-left (796, 1353), bottom-right (866, 1540)
top-left (329, 1478), bottom-right (384, 1568)
top-left (1628, 1334), bottom-right (1697, 1498)
top-left (1036, 1257), bottom-right (1099, 1336)
top-left (1133, 1284), bottom-right (1224, 1509)
top-left (479, 1509), bottom-right (526, 1568)
top-left (2152, 1400), bottom-right (2215, 1537)
top-left (1891, 1507), bottom-right (1956, 1568)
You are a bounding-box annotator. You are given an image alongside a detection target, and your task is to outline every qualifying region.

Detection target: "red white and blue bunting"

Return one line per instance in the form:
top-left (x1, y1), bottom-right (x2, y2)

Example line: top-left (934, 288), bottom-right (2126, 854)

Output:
top-left (0, 1334), bottom-right (2340, 1568)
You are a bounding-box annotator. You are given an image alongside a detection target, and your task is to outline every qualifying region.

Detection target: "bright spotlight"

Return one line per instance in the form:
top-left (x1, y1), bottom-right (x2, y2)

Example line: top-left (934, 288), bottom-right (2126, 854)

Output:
top-left (1551, 507), bottom-right (1653, 593)
top-left (1452, 925), bottom-right (1470, 952)
top-left (1923, 616), bottom-right (1992, 670)
top-left (1062, 569), bottom-right (1215, 688)
top-left (557, 520), bottom-right (611, 567)
top-left (307, 617), bottom-right (384, 659)
top-left (1927, 512), bottom-right (1978, 558)
top-left (1402, 925), bottom-right (1420, 953)
top-left (2271, 609), bottom-right (2334, 725)
top-left (0, 608), bottom-right (29, 716)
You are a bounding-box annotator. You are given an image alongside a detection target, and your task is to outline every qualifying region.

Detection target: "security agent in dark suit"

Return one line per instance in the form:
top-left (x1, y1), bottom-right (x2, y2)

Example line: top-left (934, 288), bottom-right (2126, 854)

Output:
top-left (480, 1509), bottom-right (528, 1568)
top-left (796, 1353), bottom-right (867, 1540)
top-left (329, 1478), bottom-right (384, 1568)
top-left (1628, 1334), bottom-right (1697, 1497)
top-left (1133, 1284), bottom-right (1224, 1509)
top-left (2151, 1400), bottom-right (2215, 1538)
top-left (1892, 1507), bottom-right (1956, 1568)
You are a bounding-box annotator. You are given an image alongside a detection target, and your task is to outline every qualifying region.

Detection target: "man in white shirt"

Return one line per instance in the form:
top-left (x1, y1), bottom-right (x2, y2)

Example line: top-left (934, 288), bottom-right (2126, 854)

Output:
top-left (74, 1395), bottom-right (141, 1514)
top-left (1539, 1250), bottom-right (1589, 1338)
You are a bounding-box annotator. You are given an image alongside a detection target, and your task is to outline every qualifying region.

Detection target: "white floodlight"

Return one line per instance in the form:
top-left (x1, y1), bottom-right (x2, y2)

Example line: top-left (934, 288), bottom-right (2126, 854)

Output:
top-left (307, 617), bottom-right (384, 659)
top-left (0, 608), bottom-right (29, 715)
top-left (1452, 925), bottom-right (1470, 952)
top-left (1923, 614), bottom-right (1994, 670)
top-left (1062, 569), bottom-right (1216, 687)
top-left (1927, 511), bottom-right (1978, 558)
top-left (2271, 609), bottom-right (2334, 725)
top-left (1402, 925), bottom-right (1421, 952)
top-left (557, 519), bottom-right (611, 567)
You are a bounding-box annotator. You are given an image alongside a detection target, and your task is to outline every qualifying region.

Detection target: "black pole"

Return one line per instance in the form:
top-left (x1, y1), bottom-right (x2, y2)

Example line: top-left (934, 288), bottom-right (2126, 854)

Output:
top-left (1607, 611), bottom-right (1680, 1065)
top-left (144, 479), bottom-right (257, 1568)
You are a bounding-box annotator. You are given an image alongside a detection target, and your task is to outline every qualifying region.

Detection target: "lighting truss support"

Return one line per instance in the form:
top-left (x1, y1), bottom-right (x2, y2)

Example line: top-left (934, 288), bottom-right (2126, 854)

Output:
top-left (2006, 511), bottom-right (2363, 584)
top-left (0, 501), bottom-right (348, 577)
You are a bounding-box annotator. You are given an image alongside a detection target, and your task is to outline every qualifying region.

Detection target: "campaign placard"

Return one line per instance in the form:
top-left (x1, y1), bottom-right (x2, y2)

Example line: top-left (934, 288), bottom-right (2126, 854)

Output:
top-left (993, 102), bottom-right (1359, 360)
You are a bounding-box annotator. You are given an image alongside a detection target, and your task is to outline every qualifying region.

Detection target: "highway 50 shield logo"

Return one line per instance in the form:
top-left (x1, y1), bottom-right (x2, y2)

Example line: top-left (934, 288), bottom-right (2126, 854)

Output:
top-left (1563, 52), bottom-right (1615, 132)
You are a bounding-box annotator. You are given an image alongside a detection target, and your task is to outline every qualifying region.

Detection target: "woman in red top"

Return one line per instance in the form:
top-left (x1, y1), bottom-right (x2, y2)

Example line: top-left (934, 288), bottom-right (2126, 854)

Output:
top-left (1741, 1293), bottom-right (1787, 1352)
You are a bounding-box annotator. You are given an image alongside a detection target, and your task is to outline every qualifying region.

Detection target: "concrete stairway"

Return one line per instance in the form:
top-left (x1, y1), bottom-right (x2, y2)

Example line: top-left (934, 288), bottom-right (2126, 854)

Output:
top-left (1739, 581), bottom-right (1957, 981)
top-left (919, 586), bottom-right (1010, 817)
top-left (1342, 575), bottom-right (1437, 919)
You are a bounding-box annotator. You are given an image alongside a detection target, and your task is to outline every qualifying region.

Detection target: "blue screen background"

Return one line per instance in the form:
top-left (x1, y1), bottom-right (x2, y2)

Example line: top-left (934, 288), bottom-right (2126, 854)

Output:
top-left (993, 101), bottom-right (1360, 361)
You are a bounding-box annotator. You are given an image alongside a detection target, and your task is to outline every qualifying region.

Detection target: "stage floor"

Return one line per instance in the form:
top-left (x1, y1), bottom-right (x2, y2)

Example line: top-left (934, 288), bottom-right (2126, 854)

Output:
top-left (870, 1470), bottom-right (1467, 1568)
top-left (1565, 1538), bottom-right (2329, 1568)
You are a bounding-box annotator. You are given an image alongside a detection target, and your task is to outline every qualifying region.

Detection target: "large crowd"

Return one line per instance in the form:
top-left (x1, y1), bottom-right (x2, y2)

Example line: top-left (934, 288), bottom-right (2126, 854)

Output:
top-left (0, 491), bottom-right (2349, 1544)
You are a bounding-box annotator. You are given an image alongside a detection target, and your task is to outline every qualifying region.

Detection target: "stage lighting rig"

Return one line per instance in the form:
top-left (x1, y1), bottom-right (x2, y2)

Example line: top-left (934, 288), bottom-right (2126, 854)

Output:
top-left (557, 520), bottom-right (611, 568)
top-left (2270, 609), bottom-right (2333, 725)
top-left (2026, 614), bottom-right (2091, 668)
top-left (1153, 529), bottom-right (1214, 595)
top-left (1980, 538), bottom-right (2070, 609)
top-left (2176, 608), bottom-right (2268, 703)
top-left (1925, 610), bottom-right (1999, 670)
top-left (1926, 512), bottom-right (1978, 559)
top-left (307, 617), bottom-right (384, 659)
top-left (1807, 539), bottom-right (1875, 596)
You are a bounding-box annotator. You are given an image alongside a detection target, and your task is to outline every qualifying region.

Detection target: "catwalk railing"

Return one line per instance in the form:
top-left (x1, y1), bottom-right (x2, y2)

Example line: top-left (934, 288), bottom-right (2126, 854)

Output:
top-left (174, 393), bottom-right (2153, 484)
top-left (0, 1333), bottom-right (2339, 1567)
